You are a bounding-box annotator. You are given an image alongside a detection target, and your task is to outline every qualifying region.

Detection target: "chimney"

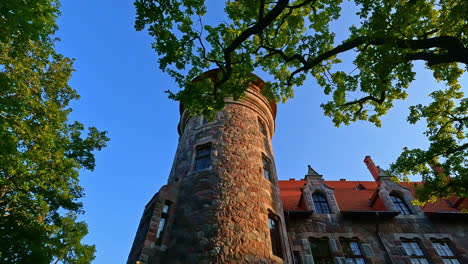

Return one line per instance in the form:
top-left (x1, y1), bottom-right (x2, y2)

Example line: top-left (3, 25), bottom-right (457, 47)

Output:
top-left (364, 156), bottom-right (380, 181)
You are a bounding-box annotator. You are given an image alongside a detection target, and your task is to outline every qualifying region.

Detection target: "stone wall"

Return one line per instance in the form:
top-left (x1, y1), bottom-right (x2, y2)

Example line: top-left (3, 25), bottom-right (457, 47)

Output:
top-left (287, 212), bottom-right (468, 264)
top-left (129, 79), bottom-right (292, 263)
top-left (127, 184), bottom-right (179, 264)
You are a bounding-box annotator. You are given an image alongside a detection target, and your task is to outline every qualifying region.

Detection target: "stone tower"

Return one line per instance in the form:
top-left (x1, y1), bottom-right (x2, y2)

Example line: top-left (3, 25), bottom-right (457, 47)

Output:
top-left (128, 71), bottom-right (292, 263)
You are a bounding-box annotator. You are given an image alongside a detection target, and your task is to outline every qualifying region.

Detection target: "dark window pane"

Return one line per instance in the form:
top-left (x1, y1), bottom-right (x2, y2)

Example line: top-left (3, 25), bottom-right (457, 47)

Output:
top-left (263, 156), bottom-right (272, 181)
top-left (259, 118), bottom-right (267, 137)
top-left (268, 216), bottom-right (283, 258)
top-left (390, 194), bottom-right (412, 215)
top-left (195, 144), bottom-right (211, 170)
top-left (310, 238), bottom-right (333, 264)
top-left (293, 251), bottom-right (301, 264)
top-left (312, 193), bottom-right (331, 214)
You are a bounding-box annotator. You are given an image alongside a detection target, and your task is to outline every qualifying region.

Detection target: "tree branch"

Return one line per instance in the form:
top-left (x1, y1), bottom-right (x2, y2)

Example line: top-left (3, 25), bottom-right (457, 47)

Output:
top-left (217, 0), bottom-right (290, 87)
top-left (285, 35), bottom-right (468, 86)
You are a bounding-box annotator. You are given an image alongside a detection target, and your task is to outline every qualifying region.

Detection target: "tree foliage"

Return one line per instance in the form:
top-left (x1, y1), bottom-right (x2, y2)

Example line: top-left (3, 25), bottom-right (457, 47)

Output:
top-left (135, 0), bottom-right (467, 203)
top-left (0, 0), bottom-right (108, 262)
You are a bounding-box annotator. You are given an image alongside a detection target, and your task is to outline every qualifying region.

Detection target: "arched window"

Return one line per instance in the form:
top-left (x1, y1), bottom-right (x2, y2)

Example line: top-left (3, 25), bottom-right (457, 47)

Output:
top-left (312, 193), bottom-right (331, 214)
top-left (390, 193), bottom-right (412, 215)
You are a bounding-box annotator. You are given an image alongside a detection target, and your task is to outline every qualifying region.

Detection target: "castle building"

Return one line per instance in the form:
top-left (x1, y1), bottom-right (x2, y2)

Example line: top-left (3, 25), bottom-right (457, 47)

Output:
top-left (127, 73), bottom-right (468, 264)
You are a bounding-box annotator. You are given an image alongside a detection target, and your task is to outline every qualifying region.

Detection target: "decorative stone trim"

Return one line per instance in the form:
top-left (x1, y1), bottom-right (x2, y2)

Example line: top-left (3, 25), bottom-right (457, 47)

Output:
top-left (303, 184), bottom-right (340, 214)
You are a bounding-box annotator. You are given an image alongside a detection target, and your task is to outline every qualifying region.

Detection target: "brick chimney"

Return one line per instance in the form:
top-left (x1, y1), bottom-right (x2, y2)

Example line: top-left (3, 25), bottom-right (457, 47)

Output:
top-left (364, 156), bottom-right (380, 181)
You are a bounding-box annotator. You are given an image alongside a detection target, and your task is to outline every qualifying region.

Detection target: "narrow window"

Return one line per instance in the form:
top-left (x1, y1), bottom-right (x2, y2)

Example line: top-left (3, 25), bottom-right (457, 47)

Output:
top-left (293, 251), bottom-right (302, 264)
top-left (258, 118), bottom-right (267, 137)
top-left (268, 215), bottom-right (283, 259)
top-left (156, 201), bottom-right (171, 245)
top-left (312, 193), bottom-right (331, 214)
top-left (341, 239), bottom-right (365, 264)
top-left (162, 204), bottom-right (170, 214)
top-left (263, 156), bottom-right (272, 181)
top-left (432, 241), bottom-right (460, 264)
top-left (390, 193), bottom-right (412, 215)
top-left (401, 241), bottom-right (429, 264)
top-left (201, 116), bottom-right (209, 125)
top-left (155, 218), bottom-right (166, 244)
top-left (309, 238), bottom-right (333, 264)
top-left (195, 143), bottom-right (211, 171)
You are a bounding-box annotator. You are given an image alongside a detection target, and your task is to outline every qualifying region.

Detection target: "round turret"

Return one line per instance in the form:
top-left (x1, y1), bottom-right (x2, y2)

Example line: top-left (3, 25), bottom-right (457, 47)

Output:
top-left (163, 72), bottom-right (291, 263)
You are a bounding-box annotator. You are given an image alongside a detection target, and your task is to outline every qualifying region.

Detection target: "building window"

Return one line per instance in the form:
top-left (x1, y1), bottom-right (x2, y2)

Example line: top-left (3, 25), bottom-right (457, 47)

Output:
top-left (401, 241), bottom-right (429, 264)
top-left (201, 116), bottom-right (209, 125)
top-left (263, 155), bottom-right (272, 181)
top-left (293, 251), bottom-right (302, 264)
top-left (432, 241), bottom-right (460, 264)
top-left (195, 143), bottom-right (211, 171)
top-left (340, 239), bottom-right (365, 264)
top-left (156, 201), bottom-right (171, 245)
top-left (268, 215), bottom-right (283, 259)
top-left (312, 193), bottom-right (331, 214)
top-left (258, 118), bottom-right (267, 137)
top-left (390, 193), bottom-right (412, 215)
top-left (309, 238), bottom-right (333, 264)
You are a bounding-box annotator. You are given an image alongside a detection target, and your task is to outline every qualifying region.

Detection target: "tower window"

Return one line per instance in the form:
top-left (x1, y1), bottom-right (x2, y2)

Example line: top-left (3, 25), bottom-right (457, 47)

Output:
top-left (390, 193), bottom-right (412, 215)
top-left (262, 155), bottom-right (272, 181)
top-left (340, 239), bottom-right (365, 264)
top-left (312, 193), bottom-right (331, 214)
top-left (401, 240), bottom-right (428, 264)
top-left (268, 215), bottom-right (283, 259)
top-left (309, 238), bottom-right (333, 264)
top-left (156, 201), bottom-right (171, 245)
top-left (195, 143), bottom-right (212, 171)
top-left (432, 240), bottom-right (459, 264)
top-left (155, 218), bottom-right (166, 244)
top-left (258, 118), bottom-right (267, 137)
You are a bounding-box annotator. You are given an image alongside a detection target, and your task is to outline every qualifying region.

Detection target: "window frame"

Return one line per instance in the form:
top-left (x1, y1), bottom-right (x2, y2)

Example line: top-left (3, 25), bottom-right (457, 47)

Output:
top-left (340, 239), bottom-right (366, 264)
top-left (390, 193), bottom-right (412, 215)
top-left (194, 143), bottom-right (212, 171)
top-left (258, 117), bottom-right (268, 137)
top-left (312, 192), bottom-right (331, 214)
top-left (262, 155), bottom-right (273, 182)
top-left (401, 240), bottom-right (429, 264)
top-left (309, 237), bottom-right (333, 264)
top-left (155, 201), bottom-right (172, 245)
top-left (201, 116), bottom-right (209, 125)
top-left (432, 240), bottom-right (460, 264)
top-left (268, 214), bottom-right (284, 259)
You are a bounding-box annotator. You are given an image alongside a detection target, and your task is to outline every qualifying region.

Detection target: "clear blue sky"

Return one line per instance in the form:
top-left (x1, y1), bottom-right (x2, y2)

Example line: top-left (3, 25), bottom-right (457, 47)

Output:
top-left (55, 1), bottom-right (466, 263)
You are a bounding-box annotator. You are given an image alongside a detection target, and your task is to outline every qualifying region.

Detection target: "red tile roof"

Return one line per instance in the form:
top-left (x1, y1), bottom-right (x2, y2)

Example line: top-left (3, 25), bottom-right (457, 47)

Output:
top-left (278, 179), bottom-right (463, 213)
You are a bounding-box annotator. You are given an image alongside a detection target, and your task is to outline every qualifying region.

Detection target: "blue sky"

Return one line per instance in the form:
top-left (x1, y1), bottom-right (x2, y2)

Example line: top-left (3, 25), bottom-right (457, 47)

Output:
top-left (55, 1), bottom-right (466, 263)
